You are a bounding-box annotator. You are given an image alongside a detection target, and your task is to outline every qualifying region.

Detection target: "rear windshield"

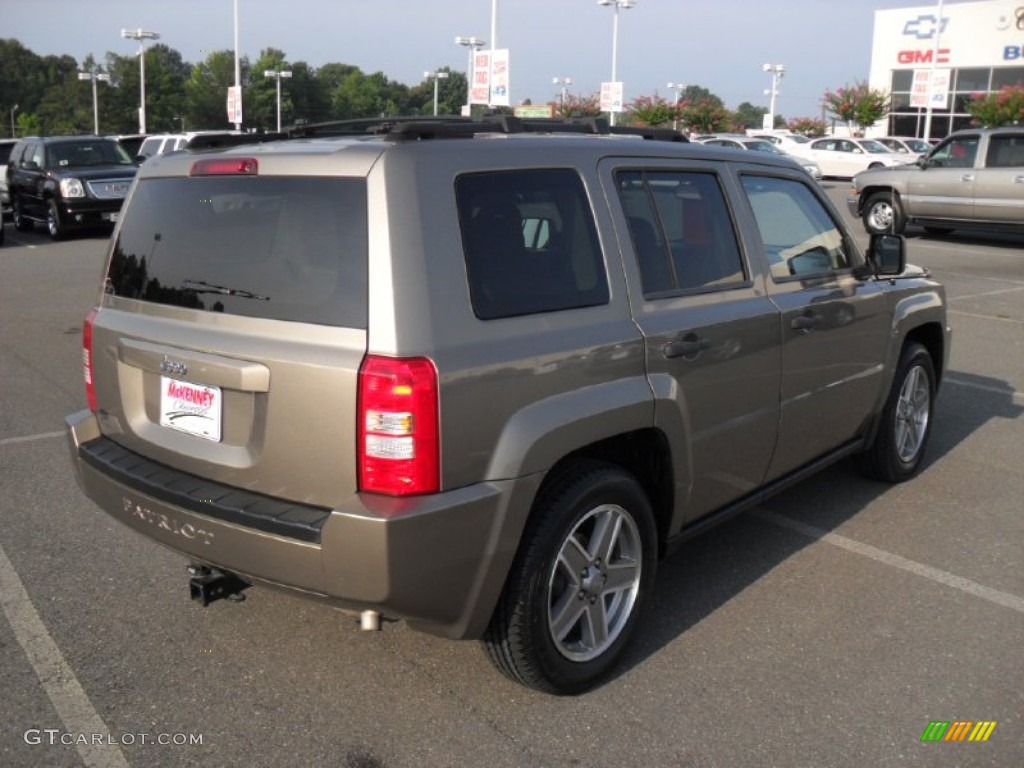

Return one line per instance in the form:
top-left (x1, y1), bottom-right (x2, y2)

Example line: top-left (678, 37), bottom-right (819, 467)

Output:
top-left (106, 176), bottom-right (368, 327)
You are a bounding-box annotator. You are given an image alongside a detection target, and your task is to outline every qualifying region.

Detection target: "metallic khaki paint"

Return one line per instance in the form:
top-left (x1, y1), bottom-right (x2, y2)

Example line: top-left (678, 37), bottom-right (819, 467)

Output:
top-left (68, 136), bottom-right (950, 641)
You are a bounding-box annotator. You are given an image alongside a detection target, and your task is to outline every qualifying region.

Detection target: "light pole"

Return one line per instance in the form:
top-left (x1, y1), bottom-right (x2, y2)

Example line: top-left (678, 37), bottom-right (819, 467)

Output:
top-left (78, 71), bottom-right (111, 135)
top-left (455, 36), bottom-right (486, 114)
top-left (598, 0), bottom-right (636, 126)
top-left (553, 77), bottom-right (572, 111)
top-left (667, 82), bottom-right (686, 131)
top-left (121, 28), bottom-right (160, 134)
top-left (10, 104), bottom-right (18, 138)
top-left (763, 63), bottom-right (786, 131)
top-left (263, 69), bottom-right (292, 132)
top-left (424, 71), bottom-right (450, 116)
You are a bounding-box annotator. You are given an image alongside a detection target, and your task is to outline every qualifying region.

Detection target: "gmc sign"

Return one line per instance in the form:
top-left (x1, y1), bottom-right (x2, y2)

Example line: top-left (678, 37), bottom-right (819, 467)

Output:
top-left (897, 48), bottom-right (951, 65)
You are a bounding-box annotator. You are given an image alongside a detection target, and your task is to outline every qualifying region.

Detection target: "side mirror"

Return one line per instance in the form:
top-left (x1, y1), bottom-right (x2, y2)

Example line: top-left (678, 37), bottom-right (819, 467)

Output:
top-left (868, 233), bottom-right (905, 276)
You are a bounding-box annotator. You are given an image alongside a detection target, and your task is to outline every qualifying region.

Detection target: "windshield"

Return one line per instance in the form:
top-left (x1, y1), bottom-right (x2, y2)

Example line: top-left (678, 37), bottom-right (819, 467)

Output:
top-left (743, 140), bottom-right (783, 153)
top-left (107, 176), bottom-right (369, 327)
top-left (859, 140), bottom-right (891, 154)
top-left (47, 140), bottom-right (134, 168)
top-left (904, 138), bottom-right (931, 152)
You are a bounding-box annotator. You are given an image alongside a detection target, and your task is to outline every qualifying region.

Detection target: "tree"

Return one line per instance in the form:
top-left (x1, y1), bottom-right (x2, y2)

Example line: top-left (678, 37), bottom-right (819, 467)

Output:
top-left (183, 50), bottom-right (245, 131)
top-left (627, 93), bottom-right (677, 127)
top-left (554, 92), bottom-right (602, 118)
top-left (823, 81), bottom-right (890, 132)
top-left (248, 48), bottom-right (291, 130)
top-left (680, 98), bottom-right (733, 134)
top-left (787, 116), bottom-right (827, 136)
top-left (966, 84), bottom-right (1024, 126)
top-left (733, 101), bottom-right (768, 132)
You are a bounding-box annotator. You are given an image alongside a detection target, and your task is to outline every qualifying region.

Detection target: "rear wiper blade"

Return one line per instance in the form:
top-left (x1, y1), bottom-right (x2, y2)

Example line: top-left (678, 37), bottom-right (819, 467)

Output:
top-left (181, 279), bottom-right (270, 301)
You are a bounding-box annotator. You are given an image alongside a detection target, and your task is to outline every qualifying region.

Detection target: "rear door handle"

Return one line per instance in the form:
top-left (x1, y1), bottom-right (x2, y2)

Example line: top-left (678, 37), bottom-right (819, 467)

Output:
top-left (790, 313), bottom-right (820, 332)
top-left (663, 336), bottom-right (710, 359)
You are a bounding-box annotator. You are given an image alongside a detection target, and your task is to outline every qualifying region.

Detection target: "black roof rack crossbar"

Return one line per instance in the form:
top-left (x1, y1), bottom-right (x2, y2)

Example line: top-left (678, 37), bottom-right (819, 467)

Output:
top-left (185, 132), bottom-right (287, 150)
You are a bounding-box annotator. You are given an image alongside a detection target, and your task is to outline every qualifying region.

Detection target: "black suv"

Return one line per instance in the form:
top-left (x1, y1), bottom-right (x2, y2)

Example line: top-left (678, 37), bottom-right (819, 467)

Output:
top-left (6, 135), bottom-right (137, 240)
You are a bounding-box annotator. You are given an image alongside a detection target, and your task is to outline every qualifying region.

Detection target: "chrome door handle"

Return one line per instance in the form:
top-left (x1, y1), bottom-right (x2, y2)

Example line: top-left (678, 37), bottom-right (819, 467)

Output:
top-left (959, 174), bottom-right (975, 182)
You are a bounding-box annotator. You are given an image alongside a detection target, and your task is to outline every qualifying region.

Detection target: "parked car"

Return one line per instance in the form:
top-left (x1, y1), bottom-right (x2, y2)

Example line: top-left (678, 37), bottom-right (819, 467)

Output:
top-left (136, 133), bottom-right (190, 161)
top-left (749, 132), bottom-right (815, 153)
top-left (701, 135), bottom-right (823, 179)
top-left (794, 137), bottom-right (910, 179)
top-left (6, 135), bottom-right (137, 240)
top-left (66, 117), bottom-right (949, 695)
top-left (0, 137), bottom-right (18, 219)
top-left (111, 134), bottom-right (149, 158)
top-left (849, 126), bottom-right (1024, 236)
top-left (875, 136), bottom-right (932, 159)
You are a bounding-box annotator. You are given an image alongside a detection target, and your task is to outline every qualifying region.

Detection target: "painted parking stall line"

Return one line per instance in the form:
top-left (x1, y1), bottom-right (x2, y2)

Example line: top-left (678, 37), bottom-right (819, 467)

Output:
top-left (754, 508), bottom-right (1024, 614)
top-left (0, 542), bottom-right (129, 768)
top-left (0, 430), bottom-right (65, 448)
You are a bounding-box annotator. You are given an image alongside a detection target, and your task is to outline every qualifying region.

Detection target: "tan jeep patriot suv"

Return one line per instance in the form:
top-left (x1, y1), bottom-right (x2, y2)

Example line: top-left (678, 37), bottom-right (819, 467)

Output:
top-left (66, 117), bottom-right (950, 694)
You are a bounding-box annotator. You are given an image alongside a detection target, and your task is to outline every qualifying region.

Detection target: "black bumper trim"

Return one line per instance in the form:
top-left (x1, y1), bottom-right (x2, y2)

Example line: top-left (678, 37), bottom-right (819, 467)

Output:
top-left (79, 437), bottom-right (330, 544)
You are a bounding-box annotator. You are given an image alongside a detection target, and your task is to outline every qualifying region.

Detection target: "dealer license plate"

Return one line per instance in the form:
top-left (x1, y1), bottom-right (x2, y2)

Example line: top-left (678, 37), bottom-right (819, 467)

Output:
top-left (159, 376), bottom-right (222, 442)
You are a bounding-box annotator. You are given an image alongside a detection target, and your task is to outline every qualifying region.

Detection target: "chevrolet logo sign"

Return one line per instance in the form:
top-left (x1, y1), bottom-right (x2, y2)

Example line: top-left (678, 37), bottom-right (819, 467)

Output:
top-left (903, 14), bottom-right (949, 39)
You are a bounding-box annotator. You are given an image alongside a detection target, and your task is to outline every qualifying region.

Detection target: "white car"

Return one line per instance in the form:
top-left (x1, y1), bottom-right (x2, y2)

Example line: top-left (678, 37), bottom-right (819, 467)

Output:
top-left (749, 132), bottom-right (815, 153)
top-left (875, 136), bottom-right (932, 160)
top-left (701, 136), bottom-right (823, 180)
top-left (796, 137), bottom-right (910, 179)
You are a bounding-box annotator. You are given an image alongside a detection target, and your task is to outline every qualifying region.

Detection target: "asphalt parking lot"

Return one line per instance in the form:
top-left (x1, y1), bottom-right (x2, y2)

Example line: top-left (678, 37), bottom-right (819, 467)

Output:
top-left (1, 183), bottom-right (1021, 768)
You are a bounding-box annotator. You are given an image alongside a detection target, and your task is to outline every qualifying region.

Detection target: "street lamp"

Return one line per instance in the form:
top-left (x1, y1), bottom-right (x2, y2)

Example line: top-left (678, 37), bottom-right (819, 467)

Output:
top-left (263, 69), bottom-right (292, 132)
top-left (78, 71), bottom-right (111, 135)
top-left (121, 28), bottom-right (160, 134)
top-left (455, 36), bottom-right (486, 114)
top-left (763, 63), bottom-right (786, 131)
top-left (553, 77), bottom-right (572, 111)
top-left (424, 70), bottom-right (450, 117)
top-left (597, 0), bottom-right (637, 126)
top-left (667, 81), bottom-right (686, 130)
top-left (10, 104), bottom-right (18, 138)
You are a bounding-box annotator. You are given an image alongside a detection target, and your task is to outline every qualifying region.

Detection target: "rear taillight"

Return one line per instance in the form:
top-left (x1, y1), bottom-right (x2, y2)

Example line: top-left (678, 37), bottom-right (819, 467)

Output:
top-left (357, 355), bottom-right (439, 496)
top-left (83, 308), bottom-right (98, 412)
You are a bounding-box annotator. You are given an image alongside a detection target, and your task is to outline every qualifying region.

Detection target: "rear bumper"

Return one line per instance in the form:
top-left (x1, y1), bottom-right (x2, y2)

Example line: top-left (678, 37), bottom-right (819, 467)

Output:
top-left (66, 410), bottom-right (539, 639)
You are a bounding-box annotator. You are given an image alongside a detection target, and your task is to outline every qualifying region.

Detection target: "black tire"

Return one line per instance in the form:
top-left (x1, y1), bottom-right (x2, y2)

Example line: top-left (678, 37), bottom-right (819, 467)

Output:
top-left (46, 199), bottom-right (65, 241)
top-left (482, 461), bottom-right (657, 695)
top-left (862, 190), bottom-right (906, 235)
top-left (923, 226), bottom-right (954, 236)
top-left (12, 196), bottom-right (33, 232)
top-left (856, 342), bottom-right (935, 482)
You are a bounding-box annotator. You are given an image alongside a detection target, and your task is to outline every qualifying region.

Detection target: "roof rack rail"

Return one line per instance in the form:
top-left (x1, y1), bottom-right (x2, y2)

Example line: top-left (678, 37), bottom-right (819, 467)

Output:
top-left (186, 132), bottom-right (287, 150)
top-left (282, 115), bottom-right (688, 143)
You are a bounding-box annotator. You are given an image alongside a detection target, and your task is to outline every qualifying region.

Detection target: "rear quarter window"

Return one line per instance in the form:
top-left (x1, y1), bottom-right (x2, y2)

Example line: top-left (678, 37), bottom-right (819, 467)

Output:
top-left (106, 176), bottom-right (368, 327)
top-left (456, 168), bottom-right (609, 320)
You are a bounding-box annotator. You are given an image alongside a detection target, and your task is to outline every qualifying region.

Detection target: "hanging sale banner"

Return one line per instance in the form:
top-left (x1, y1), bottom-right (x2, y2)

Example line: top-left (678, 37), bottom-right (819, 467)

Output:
top-left (489, 49), bottom-right (510, 107)
top-left (470, 51), bottom-right (491, 105)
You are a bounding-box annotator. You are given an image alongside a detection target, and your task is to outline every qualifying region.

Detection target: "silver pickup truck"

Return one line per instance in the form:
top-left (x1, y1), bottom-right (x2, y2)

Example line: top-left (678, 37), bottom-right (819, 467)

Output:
top-left (848, 126), bottom-right (1024, 236)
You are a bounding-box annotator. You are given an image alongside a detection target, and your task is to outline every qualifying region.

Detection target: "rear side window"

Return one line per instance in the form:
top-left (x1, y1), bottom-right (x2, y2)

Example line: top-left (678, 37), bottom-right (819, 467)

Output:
top-left (740, 175), bottom-right (852, 280)
top-left (616, 170), bottom-right (746, 296)
top-left (986, 134), bottom-right (1024, 167)
top-left (107, 176), bottom-right (368, 327)
top-left (456, 169), bottom-right (609, 320)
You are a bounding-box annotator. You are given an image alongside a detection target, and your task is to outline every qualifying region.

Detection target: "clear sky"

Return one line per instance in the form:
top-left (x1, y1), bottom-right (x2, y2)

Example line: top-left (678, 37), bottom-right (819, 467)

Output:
top-left (6, 0), bottom-right (949, 118)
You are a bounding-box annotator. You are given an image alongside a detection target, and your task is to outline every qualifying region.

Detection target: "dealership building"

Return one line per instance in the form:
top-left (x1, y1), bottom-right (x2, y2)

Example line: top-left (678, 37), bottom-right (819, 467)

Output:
top-left (866, 0), bottom-right (1024, 138)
